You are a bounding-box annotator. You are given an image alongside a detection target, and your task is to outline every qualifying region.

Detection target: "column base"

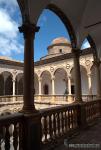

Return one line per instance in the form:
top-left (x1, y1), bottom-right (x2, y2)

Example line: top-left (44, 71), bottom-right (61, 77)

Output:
top-left (21, 105), bottom-right (38, 114)
top-left (51, 96), bottom-right (55, 104)
top-left (23, 112), bottom-right (41, 150)
top-left (67, 95), bottom-right (74, 103)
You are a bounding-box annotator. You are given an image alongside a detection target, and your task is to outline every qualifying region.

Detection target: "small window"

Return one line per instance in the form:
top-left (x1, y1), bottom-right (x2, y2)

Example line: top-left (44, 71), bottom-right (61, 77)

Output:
top-left (59, 49), bottom-right (62, 53)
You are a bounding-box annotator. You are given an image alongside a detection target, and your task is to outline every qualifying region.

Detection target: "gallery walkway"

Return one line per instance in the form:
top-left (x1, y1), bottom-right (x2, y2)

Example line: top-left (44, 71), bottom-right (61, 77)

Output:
top-left (55, 118), bottom-right (101, 150)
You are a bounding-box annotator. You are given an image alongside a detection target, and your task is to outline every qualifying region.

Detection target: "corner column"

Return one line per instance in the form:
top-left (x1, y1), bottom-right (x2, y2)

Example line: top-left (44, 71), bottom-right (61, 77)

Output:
top-left (19, 23), bottom-right (39, 112)
top-left (73, 49), bottom-right (82, 102)
top-left (94, 60), bottom-right (101, 98)
top-left (19, 23), bottom-right (41, 150)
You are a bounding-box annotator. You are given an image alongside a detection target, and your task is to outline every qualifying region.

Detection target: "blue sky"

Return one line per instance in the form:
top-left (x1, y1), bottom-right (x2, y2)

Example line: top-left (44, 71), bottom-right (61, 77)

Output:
top-left (0, 0), bottom-right (90, 62)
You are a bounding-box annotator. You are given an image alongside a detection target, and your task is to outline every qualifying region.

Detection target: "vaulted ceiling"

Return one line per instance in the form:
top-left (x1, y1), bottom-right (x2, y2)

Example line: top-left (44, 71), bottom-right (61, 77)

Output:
top-left (17, 0), bottom-right (101, 58)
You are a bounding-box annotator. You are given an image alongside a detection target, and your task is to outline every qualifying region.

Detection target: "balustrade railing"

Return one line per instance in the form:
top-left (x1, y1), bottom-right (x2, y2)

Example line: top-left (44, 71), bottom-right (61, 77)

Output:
top-left (0, 95), bottom-right (23, 103)
top-left (40, 104), bottom-right (78, 147)
top-left (0, 95), bottom-right (97, 104)
top-left (85, 100), bottom-right (101, 123)
top-left (0, 113), bottom-right (23, 150)
top-left (82, 95), bottom-right (97, 102)
top-left (0, 99), bottom-right (100, 149)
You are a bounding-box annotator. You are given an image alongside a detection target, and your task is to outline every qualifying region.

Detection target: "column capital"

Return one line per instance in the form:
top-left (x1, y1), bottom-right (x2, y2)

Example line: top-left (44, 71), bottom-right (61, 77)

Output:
top-left (68, 74), bottom-right (71, 79)
top-left (19, 23), bottom-right (40, 39)
top-left (87, 72), bottom-right (92, 77)
top-left (38, 77), bottom-right (42, 82)
top-left (12, 79), bottom-right (16, 82)
top-left (51, 75), bottom-right (55, 80)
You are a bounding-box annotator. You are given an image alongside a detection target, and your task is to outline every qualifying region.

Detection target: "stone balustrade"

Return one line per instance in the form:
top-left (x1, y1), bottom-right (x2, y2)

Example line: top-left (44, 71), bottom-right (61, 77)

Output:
top-left (0, 100), bottom-right (100, 149)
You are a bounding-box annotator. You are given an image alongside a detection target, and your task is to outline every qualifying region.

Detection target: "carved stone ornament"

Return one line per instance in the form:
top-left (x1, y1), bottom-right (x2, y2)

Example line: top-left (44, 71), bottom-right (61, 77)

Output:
top-left (85, 60), bottom-right (91, 66)
top-left (50, 67), bottom-right (54, 72)
top-left (66, 64), bottom-right (70, 69)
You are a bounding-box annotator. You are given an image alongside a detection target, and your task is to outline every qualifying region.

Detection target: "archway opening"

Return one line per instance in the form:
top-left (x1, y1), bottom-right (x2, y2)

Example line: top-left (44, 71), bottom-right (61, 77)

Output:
top-left (15, 73), bottom-right (24, 95)
top-left (35, 7), bottom-right (76, 62)
top-left (54, 68), bottom-right (67, 95)
top-left (41, 71), bottom-right (52, 95)
top-left (1, 72), bottom-right (13, 96)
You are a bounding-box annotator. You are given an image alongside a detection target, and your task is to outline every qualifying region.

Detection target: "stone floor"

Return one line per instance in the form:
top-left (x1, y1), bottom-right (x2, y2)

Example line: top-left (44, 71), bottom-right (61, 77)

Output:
top-left (55, 118), bottom-right (101, 150)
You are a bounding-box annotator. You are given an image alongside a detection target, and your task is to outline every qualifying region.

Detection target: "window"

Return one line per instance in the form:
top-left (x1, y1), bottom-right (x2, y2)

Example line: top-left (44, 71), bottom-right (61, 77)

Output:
top-left (59, 49), bottom-right (62, 53)
top-left (71, 85), bottom-right (75, 94)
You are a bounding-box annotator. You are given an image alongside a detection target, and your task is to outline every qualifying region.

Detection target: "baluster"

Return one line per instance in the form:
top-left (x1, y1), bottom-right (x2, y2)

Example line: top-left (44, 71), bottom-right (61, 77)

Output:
top-left (64, 111), bottom-right (67, 133)
top-left (13, 123), bottom-right (19, 150)
top-left (44, 116), bottom-right (47, 142)
top-left (71, 109), bottom-right (73, 129)
top-left (49, 115), bottom-right (52, 140)
top-left (57, 113), bottom-right (60, 136)
top-left (0, 127), bottom-right (1, 150)
top-left (74, 108), bottom-right (77, 128)
top-left (5, 125), bottom-right (10, 150)
top-left (19, 123), bottom-right (23, 150)
top-left (61, 112), bottom-right (64, 134)
top-left (68, 109), bottom-right (70, 130)
top-left (53, 113), bottom-right (56, 138)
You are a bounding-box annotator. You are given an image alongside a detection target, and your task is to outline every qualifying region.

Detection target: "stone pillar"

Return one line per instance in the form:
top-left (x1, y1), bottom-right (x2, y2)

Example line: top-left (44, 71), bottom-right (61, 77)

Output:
top-left (52, 76), bottom-right (55, 95)
top-left (19, 23), bottom-right (41, 150)
top-left (68, 75), bottom-right (71, 95)
top-left (12, 76), bottom-right (16, 102)
top-left (73, 49), bottom-right (82, 102)
top-left (87, 73), bottom-right (92, 95)
top-left (52, 76), bottom-right (55, 103)
top-left (12, 77), bottom-right (16, 96)
top-left (39, 77), bottom-right (42, 95)
top-left (19, 23), bottom-right (39, 112)
top-left (38, 77), bottom-right (42, 101)
top-left (94, 60), bottom-right (101, 98)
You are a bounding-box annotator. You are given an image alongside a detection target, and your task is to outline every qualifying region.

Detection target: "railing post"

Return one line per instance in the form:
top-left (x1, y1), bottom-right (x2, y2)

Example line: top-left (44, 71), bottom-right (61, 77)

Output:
top-left (77, 103), bottom-right (87, 128)
top-left (19, 23), bottom-right (41, 150)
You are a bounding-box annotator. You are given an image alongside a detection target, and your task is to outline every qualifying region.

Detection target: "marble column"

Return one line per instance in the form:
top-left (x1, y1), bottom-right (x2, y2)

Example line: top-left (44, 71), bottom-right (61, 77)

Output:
top-left (51, 76), bottom-right (55, 103)
top-left (12, 77), bottom-right (16, 96)
top-left (87, 73), bottom-right (92, 95)
top-left (19, 23), bottom-right (39, 112)
top-left (68, 75), bottom-right (71, 95)
top-left (39, 77), bottom-right (42, 95)
top-left (73, 49), bottom-right (82, 102)
top-left (94, 60), bottom-right (101, 98)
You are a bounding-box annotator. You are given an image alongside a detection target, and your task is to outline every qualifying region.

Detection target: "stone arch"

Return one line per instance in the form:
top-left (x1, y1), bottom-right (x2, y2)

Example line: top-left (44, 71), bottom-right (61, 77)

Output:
top-left (54, 68), bottom-right (68, 95)
top-left (53, 66), bottom-right (68, 76)
top-left (41, 71), bottom-right (52, 95)
top-left (15, 73), bottom-right (24, 95)
top-left (0, 74), bottom-right (4, 96)
top-left (46, 4), bottom-right (77, 48)
top-left (0, 71), bottom-right (13, 96)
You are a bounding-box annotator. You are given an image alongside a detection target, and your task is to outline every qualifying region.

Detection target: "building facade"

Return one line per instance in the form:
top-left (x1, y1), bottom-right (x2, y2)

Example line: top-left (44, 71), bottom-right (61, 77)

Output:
top-left (0, 37), bottom-right (98, 100)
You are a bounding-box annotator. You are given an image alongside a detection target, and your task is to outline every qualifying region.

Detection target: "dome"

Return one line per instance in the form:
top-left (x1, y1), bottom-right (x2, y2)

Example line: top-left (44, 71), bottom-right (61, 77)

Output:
top-left (52, 37), bottom-right (70, 45)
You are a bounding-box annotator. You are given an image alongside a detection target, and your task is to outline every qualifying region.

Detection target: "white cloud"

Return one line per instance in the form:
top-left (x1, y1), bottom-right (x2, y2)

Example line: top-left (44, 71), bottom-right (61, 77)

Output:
top-left (0, 7), bottom-right (23, 57)
top-left (0, 8), bottom-right (18, 38)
